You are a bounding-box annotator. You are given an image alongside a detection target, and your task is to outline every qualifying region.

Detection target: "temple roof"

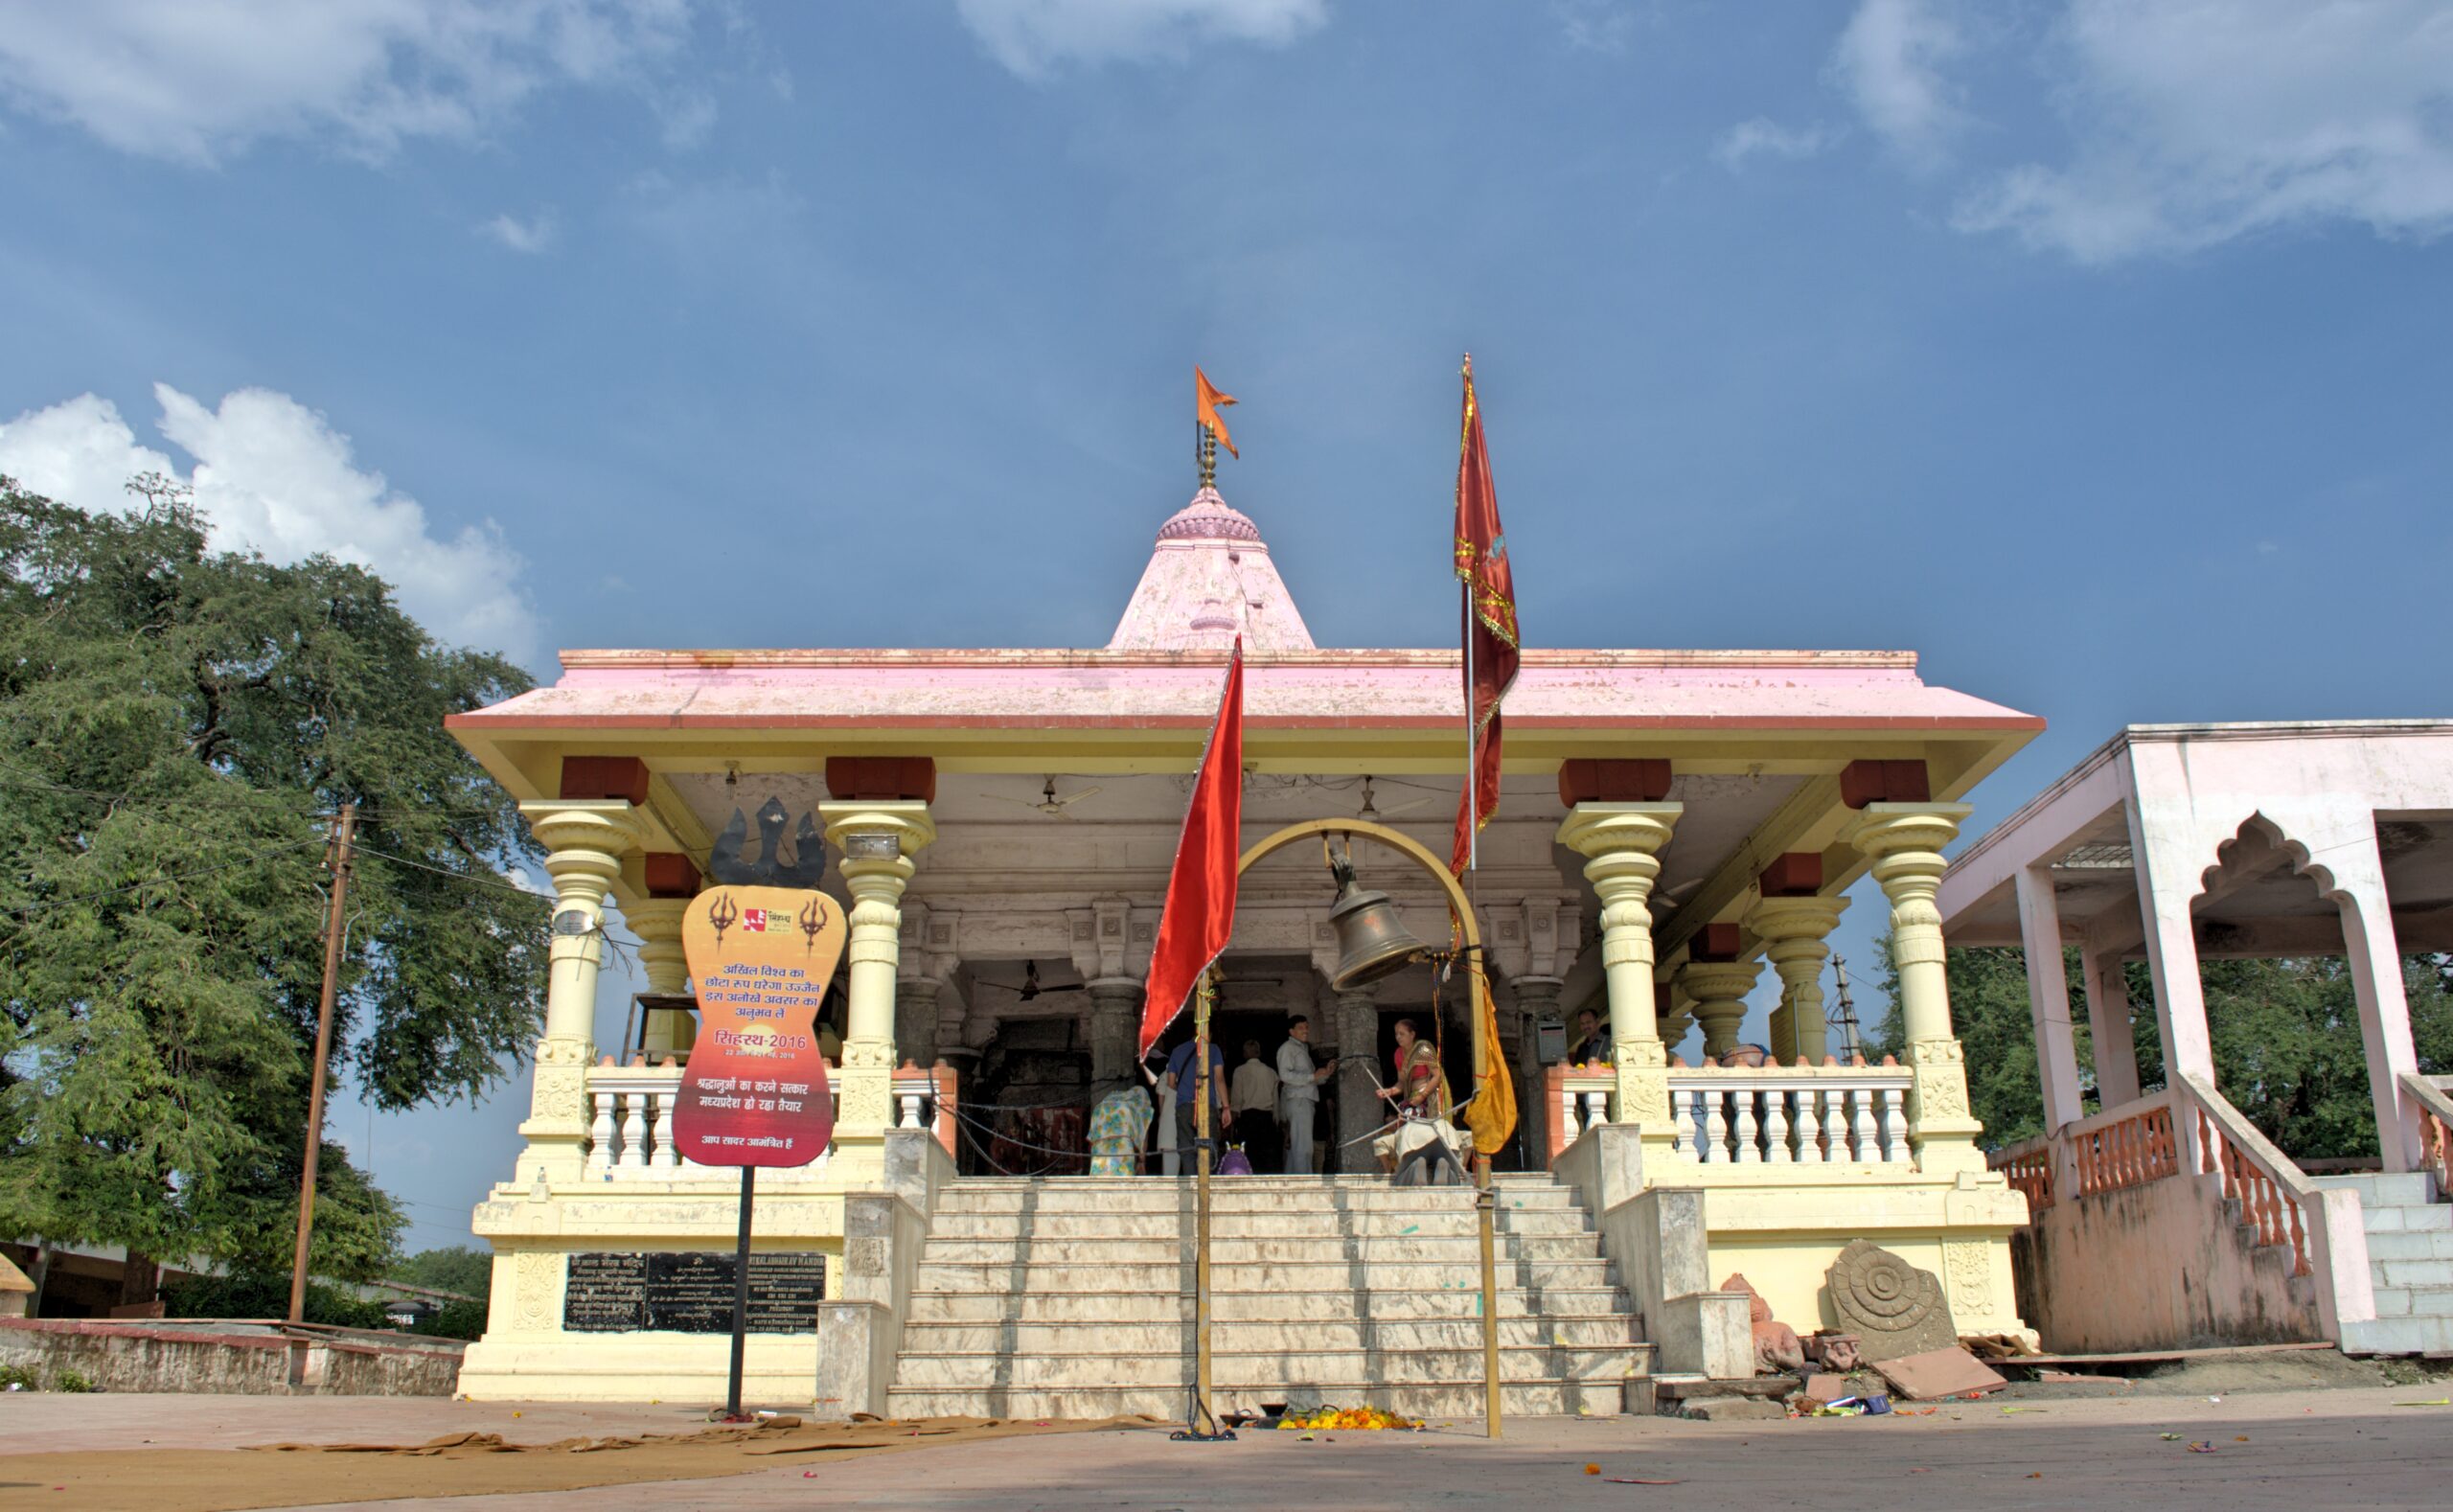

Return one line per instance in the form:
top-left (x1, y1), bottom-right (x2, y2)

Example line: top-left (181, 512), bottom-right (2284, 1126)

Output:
top-left (1105, 488), bottom-right (1314, 653)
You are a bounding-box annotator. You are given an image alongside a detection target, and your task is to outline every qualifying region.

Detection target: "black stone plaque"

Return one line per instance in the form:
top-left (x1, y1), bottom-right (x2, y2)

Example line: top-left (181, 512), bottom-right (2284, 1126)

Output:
top-left (562, 1251), bottom-right (825, 1335)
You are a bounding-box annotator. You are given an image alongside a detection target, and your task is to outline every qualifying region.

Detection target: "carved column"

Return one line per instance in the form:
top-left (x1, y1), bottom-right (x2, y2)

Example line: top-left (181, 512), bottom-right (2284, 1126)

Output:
top-left (1087, 978), bottom-right (1143, 1082)
top-left (1677, 959), bottom-right (1760, 1064)
top-left (1333, 984), bottom-right (1383, 1173)
top-left (1556, 802), bottom-right (1682, 1142)
top-left (627, 898), bottom-right (694, 1060)
top-left (1850, 802), bottom-right (1984, 1171)
top-left (821, 800), bottom-right (937, 1175)
top-left (1511, 974), bottom-right (1564, 1168)
top-left (1747, 895), bottom-right (1845, 1064)
top-left (515, 801), bottom-right (640, 1181)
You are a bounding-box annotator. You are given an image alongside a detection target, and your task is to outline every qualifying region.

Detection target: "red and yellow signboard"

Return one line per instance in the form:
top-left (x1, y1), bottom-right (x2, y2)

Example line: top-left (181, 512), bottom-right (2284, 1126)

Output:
top-left (675, 885), bottom-right (844, 1167)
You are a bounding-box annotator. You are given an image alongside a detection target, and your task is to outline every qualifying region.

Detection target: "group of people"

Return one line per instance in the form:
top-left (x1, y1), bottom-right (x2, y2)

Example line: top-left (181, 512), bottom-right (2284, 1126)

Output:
top-left (1085, 1015), bottom-right (1460, 1178)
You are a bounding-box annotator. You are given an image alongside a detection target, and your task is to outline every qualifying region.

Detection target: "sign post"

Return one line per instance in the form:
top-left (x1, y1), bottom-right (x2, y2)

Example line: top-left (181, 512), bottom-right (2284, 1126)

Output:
top-left (675, 863), bottom-right (846, 1420)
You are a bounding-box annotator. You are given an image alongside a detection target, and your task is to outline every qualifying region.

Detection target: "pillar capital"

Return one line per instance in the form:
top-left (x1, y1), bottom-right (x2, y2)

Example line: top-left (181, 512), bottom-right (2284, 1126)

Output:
top-left (1746, 894), bottom-right (1846, 1064)
top-left (1846, 802), bottom-right (1973, 894)
top-left (519, 800), bottom-right (645, 914)
top-left (1676, 958), bottom-right (1760, 1063)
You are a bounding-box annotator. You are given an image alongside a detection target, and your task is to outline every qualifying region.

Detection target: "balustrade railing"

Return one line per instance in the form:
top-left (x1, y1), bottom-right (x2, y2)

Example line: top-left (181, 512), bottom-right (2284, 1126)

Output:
top-left (2067, 1090), bottom-right (2181, 1198)
top-left (1547, 1063), bottom-right (1616, 1158)
top-left (1669, 1064), bottom-right (1914, 1165)
top-left (580, 1058), bottom-right (956, 1179)
top-left (1989, 1134), bottom-right (2054, 1213)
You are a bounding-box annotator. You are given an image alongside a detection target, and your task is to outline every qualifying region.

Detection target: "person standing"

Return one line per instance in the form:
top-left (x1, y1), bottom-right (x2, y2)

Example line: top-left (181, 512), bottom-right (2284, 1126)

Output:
top-left (1372, 1017), bottom-right (1462, 1177)
top-left (1228, 1038), bottom-right (1280, 1174)
top-left (1163, 1036), bottom-right (1232, 1177)
top-left (1088, 1073), bottom-right (1155, 1176)
top-left (1565, 1006), bottom-right (1612, 1065)
top-left (1274, 1016), bottom-right (1337, 1175)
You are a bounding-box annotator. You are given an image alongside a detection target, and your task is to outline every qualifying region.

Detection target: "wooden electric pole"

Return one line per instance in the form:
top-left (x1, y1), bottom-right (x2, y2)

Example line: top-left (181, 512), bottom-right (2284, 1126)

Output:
top-left (288, 803), bottom-right (357, 1325)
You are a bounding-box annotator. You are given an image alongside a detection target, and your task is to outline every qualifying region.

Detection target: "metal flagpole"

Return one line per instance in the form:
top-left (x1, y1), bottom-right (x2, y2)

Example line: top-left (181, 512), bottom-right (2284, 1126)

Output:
top-left (1193, 974), bottom-right (1218, 1432)
top-left (1465, 562), bottom-right (1503, 1439)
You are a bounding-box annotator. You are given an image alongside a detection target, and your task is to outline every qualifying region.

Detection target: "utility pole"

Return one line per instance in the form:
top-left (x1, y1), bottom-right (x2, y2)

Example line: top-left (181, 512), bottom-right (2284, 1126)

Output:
top-left (289, 803), bottom-right (357, 1324)
top-left (1830, 952), bottom-right (1862, 1062)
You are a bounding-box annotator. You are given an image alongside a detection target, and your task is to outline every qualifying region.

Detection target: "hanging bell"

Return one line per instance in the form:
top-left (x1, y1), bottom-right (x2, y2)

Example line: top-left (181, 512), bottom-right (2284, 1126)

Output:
top-left (1326, 880), bottom-right (1426, 992)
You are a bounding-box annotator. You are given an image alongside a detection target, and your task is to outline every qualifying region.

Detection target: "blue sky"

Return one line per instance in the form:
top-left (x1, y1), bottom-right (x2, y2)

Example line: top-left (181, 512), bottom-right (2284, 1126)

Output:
top-left (3, 1), bottom-right (2450, 1249)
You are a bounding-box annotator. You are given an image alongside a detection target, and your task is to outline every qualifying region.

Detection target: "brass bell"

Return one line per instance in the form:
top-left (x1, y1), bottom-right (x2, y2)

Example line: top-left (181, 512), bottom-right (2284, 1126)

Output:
top-left (1326, 880), bottom-right (1426, 992)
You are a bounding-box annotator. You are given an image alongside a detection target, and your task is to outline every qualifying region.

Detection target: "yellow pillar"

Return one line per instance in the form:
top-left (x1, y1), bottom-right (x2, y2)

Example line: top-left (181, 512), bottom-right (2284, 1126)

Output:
top-left (1747, 895), bottom-right (1846, 1064)
top-left (1677, 959), bottom-right (1759, 1063)
top-left (626, 898), bottom-right (694, 1061)
top-left (1849, 802), bottom-right (1984, 1171)
top-left (1556, 803), bottom-right (1682, 1144)
top-left (821, 800), bottom-right (936, 1176)
top-left (515, 801), bottom-right (640, 1180)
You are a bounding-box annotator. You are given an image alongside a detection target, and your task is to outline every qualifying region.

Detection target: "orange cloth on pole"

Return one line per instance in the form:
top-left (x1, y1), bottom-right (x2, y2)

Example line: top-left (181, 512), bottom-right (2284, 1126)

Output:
top-left (1137, 641), bottom-right (1245, 1056)
top-left (1463, 971), bottom-right (1517, 1157)
top-left (1195, 366), bottom-right (1239, 458)
top-left (1452, 355), bottom-right (1520, 878)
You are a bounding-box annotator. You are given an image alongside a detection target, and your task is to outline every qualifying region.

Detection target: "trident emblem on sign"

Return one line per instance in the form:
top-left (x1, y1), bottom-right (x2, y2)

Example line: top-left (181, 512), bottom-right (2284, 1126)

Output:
top-left (797, 896), bottom-right (829, 955)
top-left (706, 891), bottom-right (741, 948)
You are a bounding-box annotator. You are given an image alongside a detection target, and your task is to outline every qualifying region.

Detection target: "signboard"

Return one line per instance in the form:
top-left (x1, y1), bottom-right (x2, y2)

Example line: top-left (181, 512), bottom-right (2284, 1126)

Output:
top-left (674, 884), bottom-right (845, 1166)
top-left (562, 1251), bottom-right (826, 1334)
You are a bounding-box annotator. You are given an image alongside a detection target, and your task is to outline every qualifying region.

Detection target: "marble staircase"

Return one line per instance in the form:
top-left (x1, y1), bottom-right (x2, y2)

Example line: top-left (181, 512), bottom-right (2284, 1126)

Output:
top-left (884, 1174), bottom-right (1651, 1419)
top-left (2312, 1171), bottom-right (2453, 1356)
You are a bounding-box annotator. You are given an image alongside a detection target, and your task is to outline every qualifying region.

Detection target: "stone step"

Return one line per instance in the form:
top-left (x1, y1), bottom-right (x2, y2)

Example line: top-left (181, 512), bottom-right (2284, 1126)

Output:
top-left (906, 1286), bottom-right (1629, 1324)
top-left (924, 1208), bottom-right (1594, 1240)
top-left (2341, 1314), bottom-right (2453, 1356)
top-left (2313, 1172), bottom-right (2439, 1205)
top-left (883, 1378), bottom-right (1627, 1419)
top-left (2362, 1229), bottom-right (2453, 1262)
top-left (897, 1317), bottom-right (1643, 1354)
top-left (914, 1233), bottom-right (1601, 1266)
top-left (2375, 1258), bottom-right (2453, 1289)
top-left (932, 1186), bottom-right (1582, 1216)
top-left (2370, 1285), bottom-right (2453, 1320)
top-left (2363, 1203), bottom-right (2453, 1234)
top-left (890, 1343), bottom-right (1640, 1389)
top-left (910, 1258), bottom-right (1614, 1294)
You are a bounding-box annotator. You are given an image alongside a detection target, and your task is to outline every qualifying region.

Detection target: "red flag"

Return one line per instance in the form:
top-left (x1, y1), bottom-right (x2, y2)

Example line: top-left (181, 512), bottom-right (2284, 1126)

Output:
top-left (1452, 355), bottom-right (1520, 877)
top-left (1138, 641), bottom-right (1246, 1056)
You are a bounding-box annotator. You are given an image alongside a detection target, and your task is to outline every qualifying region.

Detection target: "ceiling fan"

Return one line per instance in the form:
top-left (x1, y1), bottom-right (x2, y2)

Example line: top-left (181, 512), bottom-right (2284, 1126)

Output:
top-left (983, 776), bottom-right (1103, 818)
top-left (974, 959), bottom-right (1087, 1002)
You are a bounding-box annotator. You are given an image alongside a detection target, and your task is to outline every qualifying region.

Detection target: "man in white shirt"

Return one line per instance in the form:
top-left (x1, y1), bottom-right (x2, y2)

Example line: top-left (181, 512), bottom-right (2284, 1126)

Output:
top-left (1228, 1038), bottom-right (1280, 1173)
top-left (1274, 1017), bottom-right (1337, 1175)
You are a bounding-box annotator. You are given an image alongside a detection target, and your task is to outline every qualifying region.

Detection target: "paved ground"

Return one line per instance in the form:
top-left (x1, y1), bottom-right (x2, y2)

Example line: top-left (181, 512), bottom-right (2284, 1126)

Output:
top-left (5, 1386), bottom-right (2453, 1510)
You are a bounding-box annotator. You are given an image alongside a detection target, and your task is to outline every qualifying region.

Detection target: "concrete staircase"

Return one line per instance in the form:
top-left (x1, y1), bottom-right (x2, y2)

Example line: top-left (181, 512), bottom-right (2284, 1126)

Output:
top-left (2313, 1171), bottom-right (2453, 1356)
top-left (885, 1174), bottom-right (1651, 1419)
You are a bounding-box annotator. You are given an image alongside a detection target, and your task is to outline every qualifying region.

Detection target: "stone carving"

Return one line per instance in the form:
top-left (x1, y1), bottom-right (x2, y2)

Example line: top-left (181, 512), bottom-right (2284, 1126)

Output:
top-left (1912, 1039), bottom-right (1972, 1120)
top-left (1825, 1240), bottom-right (1959, 1363)
top-left (845, 1236), bottom-right (887, 1278)
top-left (1722, 1271), bottom-right (1805, 1374)
top-left (513, 1250), bottom-right (561, 1332)
top-left (1942, 1240), bottom-right (1992, 1309)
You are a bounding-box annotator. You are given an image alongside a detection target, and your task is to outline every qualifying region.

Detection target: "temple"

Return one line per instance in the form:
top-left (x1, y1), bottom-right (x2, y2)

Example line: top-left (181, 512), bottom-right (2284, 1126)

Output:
top-left (447, 484), bottom-right (2046, 1412)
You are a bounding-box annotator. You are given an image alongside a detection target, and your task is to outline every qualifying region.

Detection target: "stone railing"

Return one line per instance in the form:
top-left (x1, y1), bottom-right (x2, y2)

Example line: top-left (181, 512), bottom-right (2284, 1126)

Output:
top-left (1546, 1063), bottom-right (1616, 1158)
top-left (1668, 1062), bottom-right (1916, 1165)
top-left (1989, 1134), bottom-right (2054, 1213)
top-left (581, 1059), bottom-right (957, 1179)
top-left (2065, 1088), bottom-right (2182, 1200)
top-left (2405, 1073), bottom-right (2453, 1200)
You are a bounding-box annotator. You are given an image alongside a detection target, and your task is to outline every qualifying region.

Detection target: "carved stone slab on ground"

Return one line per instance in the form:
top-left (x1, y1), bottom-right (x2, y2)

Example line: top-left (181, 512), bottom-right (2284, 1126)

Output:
top-left (1824, 1240), bottom-right (1959, 1363)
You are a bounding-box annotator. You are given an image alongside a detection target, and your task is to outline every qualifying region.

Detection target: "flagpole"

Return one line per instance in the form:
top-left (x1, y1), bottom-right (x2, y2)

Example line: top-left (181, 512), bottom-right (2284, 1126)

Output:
top-left (1193, 973), bottom-right (1217, 1431)
top-left (1458, 355), bottom-right (1501, 1439)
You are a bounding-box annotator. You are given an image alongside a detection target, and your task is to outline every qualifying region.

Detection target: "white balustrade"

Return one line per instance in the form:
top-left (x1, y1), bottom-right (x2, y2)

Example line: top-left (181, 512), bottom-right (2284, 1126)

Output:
top-left (1559, 1086), bottom-right (1584, 1148)
top-left (575, 1062), bottom-right (953, 1180)
top-left (1669, 1070), bottom-right (1915, 1165)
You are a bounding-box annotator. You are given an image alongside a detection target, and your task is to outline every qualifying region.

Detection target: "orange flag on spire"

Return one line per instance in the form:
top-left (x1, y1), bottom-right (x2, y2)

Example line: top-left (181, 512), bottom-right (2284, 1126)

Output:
top-left (1195, 367), bottom-right (1239, 458)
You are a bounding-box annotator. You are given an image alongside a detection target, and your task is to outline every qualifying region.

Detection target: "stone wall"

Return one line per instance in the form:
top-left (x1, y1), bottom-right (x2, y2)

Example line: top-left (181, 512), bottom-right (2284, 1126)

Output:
top-left (2010, 1173), bottom-right (2322, 1353)
top-left (0, 1317), bottom-right (465, 1396)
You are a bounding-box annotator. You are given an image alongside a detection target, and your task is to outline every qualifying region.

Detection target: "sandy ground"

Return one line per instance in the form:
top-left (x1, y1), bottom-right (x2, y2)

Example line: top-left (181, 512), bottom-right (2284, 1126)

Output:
top-left (4, 1378), bottom-right (2453, 1512)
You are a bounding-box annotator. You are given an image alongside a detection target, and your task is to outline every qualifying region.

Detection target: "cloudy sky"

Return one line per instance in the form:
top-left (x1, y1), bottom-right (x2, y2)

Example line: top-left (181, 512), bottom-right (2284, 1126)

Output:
top-left (4, 1), bottom-right (2451, 1249)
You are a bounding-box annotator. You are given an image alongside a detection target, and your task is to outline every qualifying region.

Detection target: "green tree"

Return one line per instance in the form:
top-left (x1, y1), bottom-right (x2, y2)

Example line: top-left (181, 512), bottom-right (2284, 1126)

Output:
top-left (1870, 934), bottom-right (2453, 1158)
top-left (392, 1245), bottom-right (493, 1299)
top-left (0, 479), bottom-right (547, 1284)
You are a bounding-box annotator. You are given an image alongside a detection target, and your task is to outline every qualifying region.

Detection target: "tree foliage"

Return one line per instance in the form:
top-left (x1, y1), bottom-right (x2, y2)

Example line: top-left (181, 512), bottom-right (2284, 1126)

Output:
top-left (391, 1244), bottom-right (493, 1299)
top-left (0, 479), bottom-right (546, 1280)
top-left (1871, 935), bottom-right (2453, 1158)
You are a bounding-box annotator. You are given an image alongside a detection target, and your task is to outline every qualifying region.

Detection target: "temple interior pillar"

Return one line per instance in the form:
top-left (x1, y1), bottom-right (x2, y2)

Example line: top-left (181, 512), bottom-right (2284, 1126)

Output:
top-left (1850, 801), bottom-right (1985, 1172)
top-left (1556, 802), bottom-right (1682, 1145)
top-left (820, 800), bottom-right (937, 1174)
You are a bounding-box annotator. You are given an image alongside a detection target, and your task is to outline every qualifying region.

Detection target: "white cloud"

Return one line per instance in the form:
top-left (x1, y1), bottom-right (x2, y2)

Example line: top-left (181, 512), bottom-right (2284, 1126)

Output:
top-left (1553, 0), bottom-right (1637, 57)
top-left (0, 0), bottom-right (701, 164)
top-left (0, 386), bottom-right (540, 662)
top-left (1952, 0), bottom-right (2453, 263)
top-left (481, 209), bottom-right (559, 254)
top-left (1714, 117), bottom-right (1839, 171)
top-left (1828, 0), bottom-right (1966, 171)
top-left (954, 0), bottom-right (1328, 79)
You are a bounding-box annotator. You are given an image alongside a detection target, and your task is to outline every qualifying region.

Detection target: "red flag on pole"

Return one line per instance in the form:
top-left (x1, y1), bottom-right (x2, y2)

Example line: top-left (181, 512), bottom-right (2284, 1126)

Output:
top-left (1137, 641), bottom-right (1246, 1057)
top-left (1452, 355), bottom-right (1520, 878)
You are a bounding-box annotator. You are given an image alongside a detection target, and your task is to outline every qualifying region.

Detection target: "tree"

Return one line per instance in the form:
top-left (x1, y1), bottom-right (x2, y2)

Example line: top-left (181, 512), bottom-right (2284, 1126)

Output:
top-left (0, 479), bottom-right (547, 1284)
top-left (1870, 933), bottom-right (2453, 1159)
top-left (392, 1245), bottom-right (493, 1299)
